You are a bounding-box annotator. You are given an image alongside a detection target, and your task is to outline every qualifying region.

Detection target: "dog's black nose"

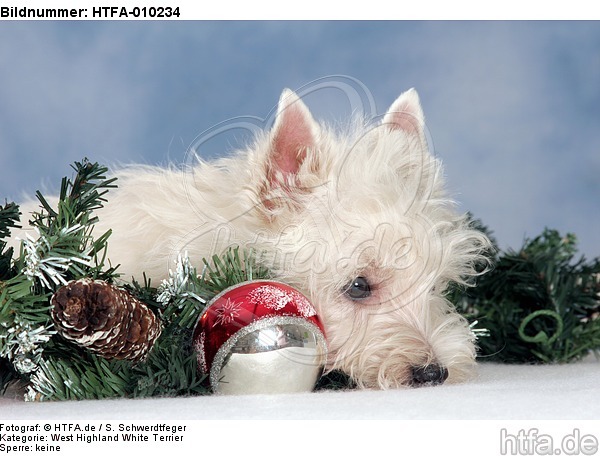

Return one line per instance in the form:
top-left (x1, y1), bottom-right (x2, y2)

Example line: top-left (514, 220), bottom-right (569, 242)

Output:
top-left (411, 364), bottom-right (448, 386)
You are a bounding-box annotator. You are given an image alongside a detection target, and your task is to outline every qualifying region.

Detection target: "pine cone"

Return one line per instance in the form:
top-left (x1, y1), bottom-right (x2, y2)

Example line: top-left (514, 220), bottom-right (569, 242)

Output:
top-left (51, 279), bottom-right (161, 363)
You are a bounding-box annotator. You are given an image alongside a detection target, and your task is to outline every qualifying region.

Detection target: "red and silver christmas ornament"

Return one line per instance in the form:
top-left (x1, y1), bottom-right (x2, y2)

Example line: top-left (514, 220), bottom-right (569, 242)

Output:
top-left (193, 280), bottom-right (327, 395)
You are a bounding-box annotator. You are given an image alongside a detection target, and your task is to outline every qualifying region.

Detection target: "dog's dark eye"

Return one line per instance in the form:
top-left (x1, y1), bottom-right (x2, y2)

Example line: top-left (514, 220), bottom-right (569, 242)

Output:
top-left (344, 276), bottom-right (372, 300)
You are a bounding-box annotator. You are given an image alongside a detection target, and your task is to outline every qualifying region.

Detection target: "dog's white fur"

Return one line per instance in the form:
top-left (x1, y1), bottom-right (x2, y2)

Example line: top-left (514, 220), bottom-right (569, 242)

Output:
top-left (12, 88), bottom-right (490, 389)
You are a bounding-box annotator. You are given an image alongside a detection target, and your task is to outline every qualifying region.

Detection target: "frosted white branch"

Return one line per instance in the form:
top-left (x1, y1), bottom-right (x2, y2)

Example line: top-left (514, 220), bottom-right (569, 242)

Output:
top-left (0, 318), bottom-right (56, 374)
top-left (156, 252), bottom-right (206, 306)
top-left (21, 225), bottom-right (93, 290)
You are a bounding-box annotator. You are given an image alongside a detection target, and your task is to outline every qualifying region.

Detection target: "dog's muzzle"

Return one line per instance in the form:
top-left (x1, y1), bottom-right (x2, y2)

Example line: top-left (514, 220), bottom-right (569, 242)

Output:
top-left (410, 364), bottom-right (449, 386)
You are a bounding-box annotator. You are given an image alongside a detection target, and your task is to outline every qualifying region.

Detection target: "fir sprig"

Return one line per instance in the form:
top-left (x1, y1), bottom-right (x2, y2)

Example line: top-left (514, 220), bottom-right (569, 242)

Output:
top-left (0, 202), bottom-right (21, 281)
top-left (1, 159), bottom-right (118, 396)
top-left (25, 354), bottom-right (132, 401)
top-left (29, 159), bottom-right (118, 285)
top-left (130, 337), bottom-right (207, 397)
top-left (201, 247), bottom-right (271, 294)
top-left (0, 202), bottom-right (20, 245)
top-left (454, 227), bottom-right (600, 363)
top-left (33, 159), bottom-right (117, 233)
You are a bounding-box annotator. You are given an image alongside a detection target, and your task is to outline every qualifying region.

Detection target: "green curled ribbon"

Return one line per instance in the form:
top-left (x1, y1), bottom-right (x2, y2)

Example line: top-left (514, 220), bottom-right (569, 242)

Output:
top-left (518, 310), bottom-right (564, 345)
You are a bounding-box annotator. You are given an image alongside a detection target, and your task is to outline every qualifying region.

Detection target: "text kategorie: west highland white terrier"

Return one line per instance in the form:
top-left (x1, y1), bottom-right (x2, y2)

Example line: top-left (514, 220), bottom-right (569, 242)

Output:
top-left (14, 87), bottom-right (491, 389)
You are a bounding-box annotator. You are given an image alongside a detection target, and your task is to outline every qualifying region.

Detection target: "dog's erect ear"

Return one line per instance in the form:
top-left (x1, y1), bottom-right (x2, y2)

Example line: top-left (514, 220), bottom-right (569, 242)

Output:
top-left (382, 88), bottom-right (425, 135)
top-left (267, 89), bottom-right (320, 186)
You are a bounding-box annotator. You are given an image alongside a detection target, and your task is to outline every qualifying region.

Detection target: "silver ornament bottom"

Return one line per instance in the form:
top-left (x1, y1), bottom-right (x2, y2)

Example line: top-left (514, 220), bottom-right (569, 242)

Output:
top-left (211, 316), bottom-right (327, 395)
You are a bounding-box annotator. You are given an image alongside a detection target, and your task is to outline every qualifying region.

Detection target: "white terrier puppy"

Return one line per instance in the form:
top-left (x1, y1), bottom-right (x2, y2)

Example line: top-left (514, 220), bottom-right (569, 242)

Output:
top-left (14, 88), bottom-right (490, 389)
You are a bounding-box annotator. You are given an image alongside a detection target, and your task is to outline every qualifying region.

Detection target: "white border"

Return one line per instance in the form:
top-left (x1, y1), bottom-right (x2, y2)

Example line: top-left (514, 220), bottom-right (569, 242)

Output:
top-left (2, 420), bottom-right (600, 456)
top-left (0, 0), bottom-right (598, 20)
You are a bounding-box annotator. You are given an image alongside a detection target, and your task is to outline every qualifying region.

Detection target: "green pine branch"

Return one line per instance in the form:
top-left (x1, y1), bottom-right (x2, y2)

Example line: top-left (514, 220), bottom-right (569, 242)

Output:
top-left (29, 159), bottom-right (118, 286)
top-left (130, 335), bottom-right (208, 397)
top-left (0, 201), bottom-right (21, 243)
top-left (27, 353), bottom-right (132, 401)
top-left (454, 227), bottom-right (600, 364)
top-left (32, 159), bottom-right (117, 234)
top-left (0, 202), bottom-right (21, 281)
top-left (1, 159), bottom-right (121, 400)
top-left (2, 159), bottom-right (117, 331)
